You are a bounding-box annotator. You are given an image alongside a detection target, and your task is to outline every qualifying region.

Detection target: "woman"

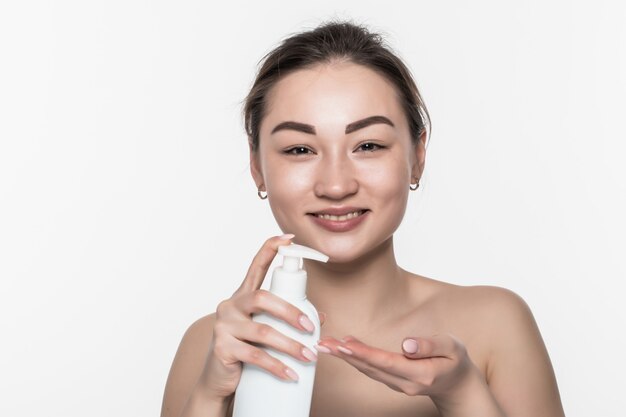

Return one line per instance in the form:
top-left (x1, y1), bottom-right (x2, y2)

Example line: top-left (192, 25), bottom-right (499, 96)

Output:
top-left (160, 20), bottom-right (565, 417)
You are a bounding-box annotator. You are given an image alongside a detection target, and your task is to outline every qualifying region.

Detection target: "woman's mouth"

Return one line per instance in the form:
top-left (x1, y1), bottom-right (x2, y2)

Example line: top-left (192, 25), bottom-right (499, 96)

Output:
top-left (311, 209), bottom-right (367, 221)
top-left (307, 209), bottom-right (370, 232)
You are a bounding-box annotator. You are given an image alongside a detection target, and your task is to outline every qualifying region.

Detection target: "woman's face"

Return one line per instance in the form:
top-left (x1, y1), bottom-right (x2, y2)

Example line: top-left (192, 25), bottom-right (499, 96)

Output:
top-left (250, 62), bottom-right (426, 263)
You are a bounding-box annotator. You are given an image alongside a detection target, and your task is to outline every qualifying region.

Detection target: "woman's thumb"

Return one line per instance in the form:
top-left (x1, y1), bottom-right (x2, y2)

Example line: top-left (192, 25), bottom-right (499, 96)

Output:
top-left (402, 338), bottom-right (420, 356)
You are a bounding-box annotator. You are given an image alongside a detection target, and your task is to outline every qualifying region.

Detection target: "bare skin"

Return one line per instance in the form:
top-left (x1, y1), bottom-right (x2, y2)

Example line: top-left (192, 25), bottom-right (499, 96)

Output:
top-left (160, 61), bottom-right (565, 417)
top-left (161, 247), bottom-right (564, 417)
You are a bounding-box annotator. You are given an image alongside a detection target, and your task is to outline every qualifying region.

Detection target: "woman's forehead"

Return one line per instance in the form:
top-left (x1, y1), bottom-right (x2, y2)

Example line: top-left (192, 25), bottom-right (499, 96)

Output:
top-left (262, 63), bottom-right (403, 136)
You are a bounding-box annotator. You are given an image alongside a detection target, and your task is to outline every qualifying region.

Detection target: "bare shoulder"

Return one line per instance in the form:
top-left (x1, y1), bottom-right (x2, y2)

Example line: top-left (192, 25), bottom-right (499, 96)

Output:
top-left (414, 279), bottom-right (564, 415)
top-left (169, 313), bottom-right (217, 374)
top-left (430, 282), bottom-right (542, 355)
top-left (160, 313), bottom-right (217, 417)
top-left (419, 274), bottom-right (526, 306)
top-left (455, 285), bottom-right (541, 348)
top-left (468, 286), bottom-right (564, 415)
top-left (182, 313), bottom-right (217, 347)
top-left (457, 284), bottom-right (533, 316)
top-left (433, 282), bottom-right (564, 416)
top-left (420, 277), bottom-right (535, 326)
top-left (408, 276), bottom-right (540, 363)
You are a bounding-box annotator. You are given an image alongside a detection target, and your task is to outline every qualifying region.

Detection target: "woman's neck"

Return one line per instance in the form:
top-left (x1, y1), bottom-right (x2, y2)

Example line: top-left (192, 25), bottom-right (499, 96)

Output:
top-left (303, 237), bottom-right (411, 336)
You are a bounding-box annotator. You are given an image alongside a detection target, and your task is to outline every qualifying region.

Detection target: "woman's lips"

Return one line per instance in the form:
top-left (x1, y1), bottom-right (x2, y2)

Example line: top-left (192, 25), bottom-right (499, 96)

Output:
top-left (307, 210), bottom-right (370, 232)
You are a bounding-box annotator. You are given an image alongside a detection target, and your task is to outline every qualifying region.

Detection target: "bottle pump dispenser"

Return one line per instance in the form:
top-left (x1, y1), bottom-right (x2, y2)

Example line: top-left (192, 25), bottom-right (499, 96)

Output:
top-left (231, 243), bottom-right (329, 417)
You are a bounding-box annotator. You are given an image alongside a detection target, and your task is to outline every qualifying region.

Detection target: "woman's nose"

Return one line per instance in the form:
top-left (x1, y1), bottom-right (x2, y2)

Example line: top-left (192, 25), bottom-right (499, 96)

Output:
top-left (312, 157), bottom-right (359, 200)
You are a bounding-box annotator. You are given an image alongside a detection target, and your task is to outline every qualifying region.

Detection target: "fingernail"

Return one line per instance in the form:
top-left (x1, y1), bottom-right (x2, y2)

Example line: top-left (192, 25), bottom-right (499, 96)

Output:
top-left (299, 314), bottom-right (315, 332)
top-left (314, 344), bottom-right (331, 354)
top-left (279, 233), bottom-right (295, 240)
top-left (402, 338), bottom-right (419, 353)
top-left (284, 367), bottom-right (299, 381)
top-left (302, 347), bottom-right (318, 362)
top-left (337, 345), bottom-right (353, 355)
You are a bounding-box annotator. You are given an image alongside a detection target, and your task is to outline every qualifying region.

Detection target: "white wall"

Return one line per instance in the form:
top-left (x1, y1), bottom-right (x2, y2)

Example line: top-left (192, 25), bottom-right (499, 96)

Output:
top-left (1, 1), bottom-right (624, 416)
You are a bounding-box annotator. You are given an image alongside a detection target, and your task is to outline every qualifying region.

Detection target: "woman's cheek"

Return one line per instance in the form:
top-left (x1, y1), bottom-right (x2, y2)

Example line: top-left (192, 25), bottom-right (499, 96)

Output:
top-left (264, 171), bottom-right (311, 227)
top-left (363, 163), bottom-right (407, 197)
top-left (266, 158), bottom-right (315, 189)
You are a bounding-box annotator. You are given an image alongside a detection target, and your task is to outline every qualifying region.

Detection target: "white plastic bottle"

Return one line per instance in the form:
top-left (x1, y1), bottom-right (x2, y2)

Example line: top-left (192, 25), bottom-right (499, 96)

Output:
top-left (231, 243), bottom-right (329, 417)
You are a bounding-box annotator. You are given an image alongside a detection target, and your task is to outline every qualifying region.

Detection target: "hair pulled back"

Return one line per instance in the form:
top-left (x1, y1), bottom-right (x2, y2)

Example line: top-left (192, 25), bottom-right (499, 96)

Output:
top-left (242, 19), bottom-right (431, 153)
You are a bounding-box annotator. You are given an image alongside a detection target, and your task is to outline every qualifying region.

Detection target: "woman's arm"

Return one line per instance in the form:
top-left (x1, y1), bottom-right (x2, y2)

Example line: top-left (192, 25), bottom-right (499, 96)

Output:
top-left (480, 286), bottom-right (566, 417)
top-left (160, 313), bottom-right (233, 417)
top-left (316, 285), bottom-right (566, 416)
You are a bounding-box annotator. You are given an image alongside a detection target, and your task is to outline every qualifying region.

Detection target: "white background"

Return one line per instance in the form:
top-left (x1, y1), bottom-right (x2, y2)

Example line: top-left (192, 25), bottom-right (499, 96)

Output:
top-left (1, 1), bottom-right (625, 416)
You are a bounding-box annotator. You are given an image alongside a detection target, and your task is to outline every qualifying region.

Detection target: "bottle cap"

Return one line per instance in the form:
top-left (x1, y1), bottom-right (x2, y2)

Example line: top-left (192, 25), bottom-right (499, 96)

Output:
top-left (270, 243), bottom-right (329, 298)
top-left (278, 243), bottom-right (329, 272)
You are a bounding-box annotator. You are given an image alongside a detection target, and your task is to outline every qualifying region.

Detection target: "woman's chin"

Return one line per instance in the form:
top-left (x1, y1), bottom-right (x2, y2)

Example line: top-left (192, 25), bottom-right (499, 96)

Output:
top-left (303, 240), bottom-right (370, 264)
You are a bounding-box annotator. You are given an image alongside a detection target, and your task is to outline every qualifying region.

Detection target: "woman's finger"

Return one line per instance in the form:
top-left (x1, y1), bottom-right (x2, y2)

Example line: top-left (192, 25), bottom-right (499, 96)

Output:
top-left (209, 332), bottom-right (300, 382)
top-left (318, 336), bottom-right (420, 381)
top-left (232, 289), bottom-right (316, 333)
top-left (316, 338), bottom-right (412, 393)
top-left (234, 234), bottom-right (294, 294)
top-left (317, 334), bottom-right (473, 398)
top-left (318, 311), bottom-right (326, 326)
top-left (229, 319), bottom-right (318, 363)
top-left (341, 353), bottom-right (410, 393)
top-left (401, 334), bottom-right (462, 360)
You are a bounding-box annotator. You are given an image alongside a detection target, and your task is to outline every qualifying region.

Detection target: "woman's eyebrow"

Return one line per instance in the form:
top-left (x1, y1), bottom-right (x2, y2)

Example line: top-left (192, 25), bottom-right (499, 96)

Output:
top-left (270, 115), bottom-right (395, 135)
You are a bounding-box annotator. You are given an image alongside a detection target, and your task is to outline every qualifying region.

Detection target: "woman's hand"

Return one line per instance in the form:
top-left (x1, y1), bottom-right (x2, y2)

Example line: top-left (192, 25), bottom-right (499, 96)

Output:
top-left (315, 334), bottom-right (505, 416)
top-left (192, 234), bottom-right (325, 403)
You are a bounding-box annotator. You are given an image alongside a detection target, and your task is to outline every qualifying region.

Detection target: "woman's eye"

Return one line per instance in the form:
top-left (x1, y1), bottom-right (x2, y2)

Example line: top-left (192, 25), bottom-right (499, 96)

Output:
top-left (284, 146), bottom-right (313, 156)
top-left (283, 142), bottom-right (386, 156)
top-left (357, 142), bottom-right (385, 152)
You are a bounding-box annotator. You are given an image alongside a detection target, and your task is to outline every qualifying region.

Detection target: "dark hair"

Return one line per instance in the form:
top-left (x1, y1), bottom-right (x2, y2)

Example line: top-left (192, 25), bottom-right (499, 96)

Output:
top-left (242, 18), bottom-right (431, 153)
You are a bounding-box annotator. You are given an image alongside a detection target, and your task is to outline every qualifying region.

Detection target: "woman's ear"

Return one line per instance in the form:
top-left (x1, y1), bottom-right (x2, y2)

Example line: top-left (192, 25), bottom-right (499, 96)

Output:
top-left (249, 140), bottom-right (264, 189)
top-left (411, 130), bottom-right (427, 181)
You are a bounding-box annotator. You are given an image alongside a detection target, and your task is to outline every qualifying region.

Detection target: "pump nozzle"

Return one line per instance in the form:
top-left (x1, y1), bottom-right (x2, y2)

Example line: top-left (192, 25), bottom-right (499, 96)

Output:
top-left (270, 243), bottom-right (329, 297)
top-left (278, 243), bottom-right (329, 272)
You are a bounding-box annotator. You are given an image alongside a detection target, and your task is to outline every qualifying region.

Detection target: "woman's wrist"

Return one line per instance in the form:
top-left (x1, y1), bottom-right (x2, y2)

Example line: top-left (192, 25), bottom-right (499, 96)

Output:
top-left (430, 363), bottom-right (506, 417)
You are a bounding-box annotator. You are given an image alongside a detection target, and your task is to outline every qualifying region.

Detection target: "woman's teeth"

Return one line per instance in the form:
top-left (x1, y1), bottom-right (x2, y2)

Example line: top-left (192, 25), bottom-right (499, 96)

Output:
top-left (315, 210), bottom-right (365, 221)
